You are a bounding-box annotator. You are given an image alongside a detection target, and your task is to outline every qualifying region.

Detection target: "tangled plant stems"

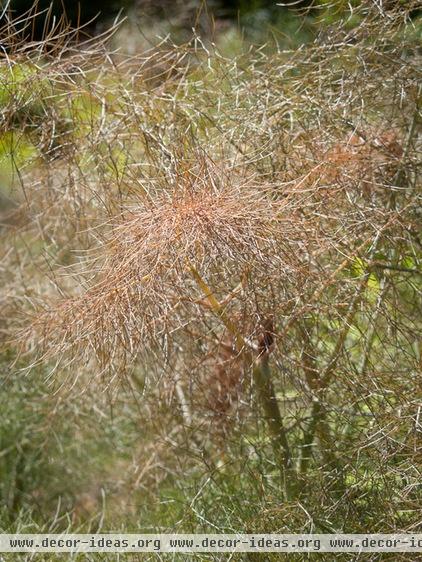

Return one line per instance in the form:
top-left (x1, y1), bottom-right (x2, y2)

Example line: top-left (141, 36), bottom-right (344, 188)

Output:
top-left (189, 264), bottom-right (294, 496)
top-left (3, 0), bottom-right (421, 512)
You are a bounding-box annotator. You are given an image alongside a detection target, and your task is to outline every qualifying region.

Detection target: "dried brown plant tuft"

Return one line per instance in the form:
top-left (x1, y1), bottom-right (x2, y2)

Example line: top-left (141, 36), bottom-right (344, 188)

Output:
top-left (23, 156), bottom-right (320, 367)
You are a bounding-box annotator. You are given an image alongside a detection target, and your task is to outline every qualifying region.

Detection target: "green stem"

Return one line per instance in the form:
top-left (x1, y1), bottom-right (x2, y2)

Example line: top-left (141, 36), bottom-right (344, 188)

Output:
top-left (252, 353), bottom-right (297, 500)
top-left (298, 321), bottom-right (338, 473)
top-left (299, 273), bottom-right (370, 473)
top-left (189, 265), bottom-right (295, 498)
top-left (252, 353), bottom-right (291, 470)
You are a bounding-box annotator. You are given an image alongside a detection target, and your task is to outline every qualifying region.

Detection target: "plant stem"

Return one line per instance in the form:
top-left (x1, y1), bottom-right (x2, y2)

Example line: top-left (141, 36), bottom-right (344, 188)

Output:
top-left (252, 352), bottom-right (296, 499)
top-left (298, 321), bottom-right (336, 473)
top-left (252, 353), bottom-right (291, 469)
top-left (189, 265), bottom-right (295, 498)
top-left (299, 274), bottom-right (370, 473)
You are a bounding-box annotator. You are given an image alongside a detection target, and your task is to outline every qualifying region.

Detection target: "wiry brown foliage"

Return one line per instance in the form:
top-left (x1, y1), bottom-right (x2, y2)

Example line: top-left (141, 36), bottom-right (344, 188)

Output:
top-left (3, 0), bottom-right (421, 521)
top-left (21, 154), bottom-right (327, 370)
